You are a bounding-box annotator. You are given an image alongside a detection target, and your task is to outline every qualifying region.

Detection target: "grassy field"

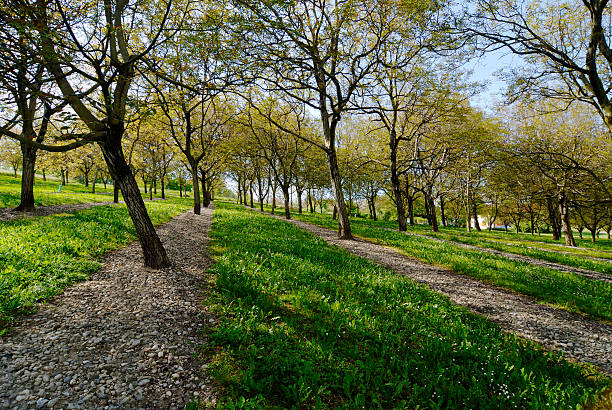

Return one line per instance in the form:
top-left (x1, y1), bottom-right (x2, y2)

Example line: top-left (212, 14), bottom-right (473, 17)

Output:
top-left (0, 172), bottom-right (118, 208)
top-left (203, 202), bottom-right (611, 408)
top-left (257, 206), bottom-right (612, 322)
top-left (0, 197), bottom-right (192, 330)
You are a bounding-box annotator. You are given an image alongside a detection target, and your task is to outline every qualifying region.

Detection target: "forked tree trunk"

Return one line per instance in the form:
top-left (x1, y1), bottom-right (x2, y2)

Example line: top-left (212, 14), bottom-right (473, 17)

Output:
top-left (15, 144), bottom-right (37, 212)
top-left (99, 139), bottom-right (169, 268)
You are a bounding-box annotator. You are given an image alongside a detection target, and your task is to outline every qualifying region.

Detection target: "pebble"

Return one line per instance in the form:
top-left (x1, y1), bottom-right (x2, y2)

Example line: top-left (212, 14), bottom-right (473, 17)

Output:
top-left (0, 210), bottom-right (218, 408)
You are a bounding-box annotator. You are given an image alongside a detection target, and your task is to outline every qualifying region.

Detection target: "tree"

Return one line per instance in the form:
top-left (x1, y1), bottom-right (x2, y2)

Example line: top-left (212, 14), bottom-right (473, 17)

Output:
top-left (233, 0), bottom-right (399, 239)
top-left (463, 0), bottom-right (612, 131)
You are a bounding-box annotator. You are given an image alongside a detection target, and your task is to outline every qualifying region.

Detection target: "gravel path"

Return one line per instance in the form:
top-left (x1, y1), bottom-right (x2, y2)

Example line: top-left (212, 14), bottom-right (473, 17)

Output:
top-left (0, 206), bottom-right (217, 409)
top-left (0, 202), bottom-right (115, 222)
top-left (386, 229), bottom-right (612, 283)
top-left (266, 213), bottom-right (612, 376)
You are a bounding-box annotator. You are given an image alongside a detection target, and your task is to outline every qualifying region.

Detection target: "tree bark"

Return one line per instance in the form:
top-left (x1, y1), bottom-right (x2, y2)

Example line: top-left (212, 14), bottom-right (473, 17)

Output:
top-left (326, 147), bottom-right (352, 239)
top-left (282, 186), bottom-right (291, 219)
top-left (390, 153), bottom-right (406, 231)
top-left (113, 183), bottom-right (120, 203)
top-left (99, 139), bottom-right (169, 268)
top-left (472, 202), bottom-right (481, 231)
top-left (190, 163), bottom-right (201, 215)
top-left (440, 196), bottom-right (447, 227)
top-left (407, 196), bottom-right (415, 225)
top-left (558, 192), bottom-right (576, 246)
top-left (297, 188), bottom-right (303, 214)
top-left (161, 174), bottom-right (166, 200)
top-left (426, 192), bottom-right (439, 232)
top-left (15, 144), bottom-right (37, 212)
top-left (143, 176), bottom-right (147, 194)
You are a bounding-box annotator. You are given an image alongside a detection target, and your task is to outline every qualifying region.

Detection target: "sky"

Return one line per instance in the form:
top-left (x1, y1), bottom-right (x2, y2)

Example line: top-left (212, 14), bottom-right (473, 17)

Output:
top-left (465, 49), bottom-right (524, 112)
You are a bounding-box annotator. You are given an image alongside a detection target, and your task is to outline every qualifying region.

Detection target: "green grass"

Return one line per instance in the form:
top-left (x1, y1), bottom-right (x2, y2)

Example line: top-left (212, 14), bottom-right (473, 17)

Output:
top-left (0, 197), bottom-right (192, 329)
top-left (204, 202), bottom-right (610, 408)
top-left (258, 206), bottom-right (612, 322)
top-left (0, 172), bottom-right (118, 208)
top-left (403, 230), bottom-right (612, 275)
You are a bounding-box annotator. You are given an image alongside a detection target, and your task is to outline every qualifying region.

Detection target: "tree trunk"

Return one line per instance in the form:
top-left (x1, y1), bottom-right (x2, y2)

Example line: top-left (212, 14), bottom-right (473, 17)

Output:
top-left (143, 176), bottom-right (147, 193)
top-left (426, 192), bottom-right (439, 232)
top-left (84, 172), bottom-right (89, 187)
top-left (578, 227), bottom-right (583, 240)
top-left (114, 183), bottom-right (120, 203)
top-left (390, 156), bottom-right (406, 231)
top-left (370, 196), bottom-right (377, 221)
top-left (61, 169), bottom-right (66, 185)
top-left (271, 179), bottom-right (277, 214)
top-left (424, 192), bottom-right (431, 225)
top-left (472, 202), bottom-right (481, 231)
top-left (332, 204), bottom-right (337, 220)
top-left (558, 192), bottom-right (576, 247)
top-left (91, 171), bottom-right (97, 194)
top-left (42, 168), bottom-right (46, 181)
top-left (179, 180), bottom-right (183, 198)
top-left (153, 178), bottom-right (157, 194)
top-left (201, 170), bottom-right (210, 208)
top-left (190, 163), bottom-right (201, 214)
top-left (308, 189), bottom-right (314, 213)
top-left (326, 148), bottom-right (352, 239)
top-left (161, 173), bottom-right (166, 199)
top-left (407, 196), bottom-right (414, 225)
top-left (297, 189), bottom-right (303, 214)
top-left (282, 186), bottom-right (291, 219)
top-left (249, 183), bottom-right (254, 208)
top-left (546, 196), bottom-right (561, 240)
top-left (99, 140), bottom-right (169, 268)
top-left (440, 196), bottom-right (447, 227)
top-left (15, 144), bottom-right (37, 212)
top-left (257, 175), bottom-right (264, 212)
top-left (590, 229), bottom-right (597, 243)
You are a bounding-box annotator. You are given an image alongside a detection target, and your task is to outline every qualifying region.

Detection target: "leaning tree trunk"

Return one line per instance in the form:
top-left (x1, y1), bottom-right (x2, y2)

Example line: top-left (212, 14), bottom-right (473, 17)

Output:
top-left (558, 192), bottom-right (576, 247)
top-left (99, 138), bottom-right (169, 268)
top-left (326, 147), bottom-right (352, 239)
top-left (15, 143), bottom-right (37, 212)
top-left (190, 162), bottom-right (201, 215)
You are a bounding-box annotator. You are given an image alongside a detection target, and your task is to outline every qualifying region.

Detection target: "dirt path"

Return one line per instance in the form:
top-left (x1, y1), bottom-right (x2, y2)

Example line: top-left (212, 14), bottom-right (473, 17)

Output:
top-left (387, 229), bottom-right (612, 283)
top-left (0, 202), bottom-right (115, 222)
top-left (0, 206), bottom-right (217, 409)
top-left (264, 212), bottom-right (612, 376)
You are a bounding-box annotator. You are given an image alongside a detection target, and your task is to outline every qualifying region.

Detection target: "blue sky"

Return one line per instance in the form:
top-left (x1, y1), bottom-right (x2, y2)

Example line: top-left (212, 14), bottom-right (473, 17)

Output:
top-left (466, 49), bottom-right (523, 112)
